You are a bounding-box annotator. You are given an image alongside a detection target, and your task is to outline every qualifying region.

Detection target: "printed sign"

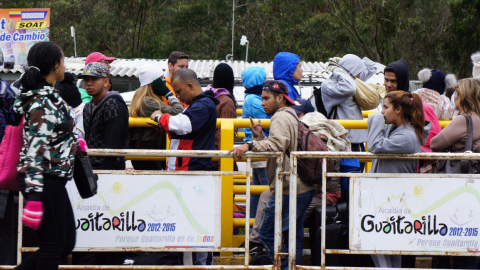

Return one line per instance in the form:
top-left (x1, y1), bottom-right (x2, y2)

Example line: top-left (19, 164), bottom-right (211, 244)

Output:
top-left (67, 174), bottom-right (222, 248)
top-left (351, 177), bottom-right (480, 252)
top-left (0, 9), bottom-right (50, 65)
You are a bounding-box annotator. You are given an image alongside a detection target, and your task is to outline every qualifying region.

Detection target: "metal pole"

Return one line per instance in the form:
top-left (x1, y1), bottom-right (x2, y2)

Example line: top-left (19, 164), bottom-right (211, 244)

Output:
top-left (245, 157), bottom-right (252, 266)
top-left (245, 41), bottom-right (249, 63)
top-left (321, 158), bottom-right (327, 268)
top-left (231, 0), bottom-right (235, 61)
top-left (17, 193), bottom-right (23, 265)
top-left (288, 155), bottom-right (298, 269)
top-left (273, 155), bottom-right (284, 270)
top-left (73, 34), bottom-right (77, 57)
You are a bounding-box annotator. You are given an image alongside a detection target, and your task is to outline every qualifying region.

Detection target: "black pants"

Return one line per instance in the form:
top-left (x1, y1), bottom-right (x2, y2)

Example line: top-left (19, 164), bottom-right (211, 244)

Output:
top-left (0, 191), bottom-right (15, 265)
top-left (16, 175), bottom-right (76, 270)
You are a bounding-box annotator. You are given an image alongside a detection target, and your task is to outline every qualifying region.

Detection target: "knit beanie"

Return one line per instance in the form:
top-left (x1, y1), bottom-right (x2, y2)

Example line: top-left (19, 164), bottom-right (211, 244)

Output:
top-left (57, 72), bottom-right (82, 108)
top-left (418, 68), bottom-right (457, 95)
top-left (472, 52), bottom-right (480, 78)
top-left (212, 63), bottom-right (234, 92)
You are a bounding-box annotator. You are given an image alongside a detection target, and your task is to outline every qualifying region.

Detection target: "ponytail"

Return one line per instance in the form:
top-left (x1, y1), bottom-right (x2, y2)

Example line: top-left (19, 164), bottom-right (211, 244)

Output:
top-left (19, 42), bottom-right (63, 91)
top-left (385, 91), bottom-right (425, 143)
top-left (410, 93), bottom-right (426, 143)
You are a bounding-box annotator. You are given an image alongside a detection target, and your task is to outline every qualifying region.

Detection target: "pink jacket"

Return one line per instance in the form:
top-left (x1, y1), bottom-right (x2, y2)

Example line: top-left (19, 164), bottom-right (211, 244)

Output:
top-left (422, 102), bottom-right (441, 153)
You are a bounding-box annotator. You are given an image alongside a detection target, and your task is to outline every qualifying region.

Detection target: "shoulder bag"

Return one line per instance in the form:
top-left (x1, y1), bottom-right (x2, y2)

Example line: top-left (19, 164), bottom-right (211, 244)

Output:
top-left (54, 99), bottom-right (98, 198)
top-left (0, 118), bottom-right (23, 191)
top-left (328, 61), bottom-right (386, 110)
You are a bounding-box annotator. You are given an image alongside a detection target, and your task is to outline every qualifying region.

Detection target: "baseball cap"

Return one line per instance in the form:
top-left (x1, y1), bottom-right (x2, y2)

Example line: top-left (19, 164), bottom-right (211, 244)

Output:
top-left (262, 80), bottom-right (295, 105)
top-left (138, 64), bottom-right (164, 87)
top-left (291, 98), bottom-right (315, 115)
top-left (77, 62), bottom-right (110, 79)
top-left (85, 52), bottom-right (115, 65)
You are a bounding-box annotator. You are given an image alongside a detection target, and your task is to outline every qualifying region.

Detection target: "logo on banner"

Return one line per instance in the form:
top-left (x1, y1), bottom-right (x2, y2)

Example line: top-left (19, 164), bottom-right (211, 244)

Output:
top-left (13, 11), bottom-right (48, 20)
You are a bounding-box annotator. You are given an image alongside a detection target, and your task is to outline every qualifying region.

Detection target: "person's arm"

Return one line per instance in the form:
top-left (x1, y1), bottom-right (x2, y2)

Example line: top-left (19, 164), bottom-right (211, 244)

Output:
top-left (158, 101), bottom-right (210, 135)
top-left (23, 103), bottom-right (53, 197)
top-left (102, 99), bottom-right (129, 168)
top-left (367, 112), bottom-right (417, 154)
top-left (160, 99), bottom-right (184, 115)
top-left (321, 69), bottom-right (357, 105)
top-left (430, 115), bottom-right (467, 152)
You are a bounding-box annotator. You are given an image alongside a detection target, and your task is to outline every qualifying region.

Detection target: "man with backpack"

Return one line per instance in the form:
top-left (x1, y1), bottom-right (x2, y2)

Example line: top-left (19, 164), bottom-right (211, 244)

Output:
top-left (229, 80), bottom-right (315, 268)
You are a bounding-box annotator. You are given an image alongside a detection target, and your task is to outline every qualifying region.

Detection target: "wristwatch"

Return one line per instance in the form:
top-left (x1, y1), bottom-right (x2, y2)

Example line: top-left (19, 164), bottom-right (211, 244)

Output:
top-left (247, 141), bottom-right (254, 151)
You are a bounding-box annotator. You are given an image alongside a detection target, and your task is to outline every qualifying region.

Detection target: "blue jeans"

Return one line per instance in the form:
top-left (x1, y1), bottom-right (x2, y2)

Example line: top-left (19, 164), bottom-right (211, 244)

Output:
top-left (250, 168), bottom-right (269, 219)
top-left (259, 190), bottom-right (314, 268)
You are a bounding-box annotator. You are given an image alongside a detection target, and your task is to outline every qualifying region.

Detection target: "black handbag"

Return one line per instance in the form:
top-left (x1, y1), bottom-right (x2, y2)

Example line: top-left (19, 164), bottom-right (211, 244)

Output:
top-left (435, 114), bottom-right (480, 174)
top-left (55, 100), bottom-right (98, 198)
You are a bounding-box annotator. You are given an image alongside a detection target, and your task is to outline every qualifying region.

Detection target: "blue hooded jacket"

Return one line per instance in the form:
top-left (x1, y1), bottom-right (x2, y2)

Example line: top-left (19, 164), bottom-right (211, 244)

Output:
top-left (241, 67), bottom-right (269, 142)
top-left (273, 52), bottom-right (301, 101)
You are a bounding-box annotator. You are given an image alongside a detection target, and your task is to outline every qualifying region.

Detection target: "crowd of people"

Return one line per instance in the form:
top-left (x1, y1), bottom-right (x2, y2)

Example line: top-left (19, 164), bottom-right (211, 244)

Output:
top-left (0, 40), bottom-right (479, 269)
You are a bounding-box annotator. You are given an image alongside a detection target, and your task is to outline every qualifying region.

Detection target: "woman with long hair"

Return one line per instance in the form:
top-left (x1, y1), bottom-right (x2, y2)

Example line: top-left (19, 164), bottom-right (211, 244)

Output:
top-left (13, 42), bottom-right (77, 270)
top-left (367, 91), bottom-right (427, 268)
top-left (431, 78), bottom-right (480, 269)
top-left (129, 64), bottom-right (184, 170)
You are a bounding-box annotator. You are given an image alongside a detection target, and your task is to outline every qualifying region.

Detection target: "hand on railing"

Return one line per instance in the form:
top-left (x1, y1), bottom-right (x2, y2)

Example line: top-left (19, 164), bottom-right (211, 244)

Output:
top-left (228, 144), bottom-right (249, 160)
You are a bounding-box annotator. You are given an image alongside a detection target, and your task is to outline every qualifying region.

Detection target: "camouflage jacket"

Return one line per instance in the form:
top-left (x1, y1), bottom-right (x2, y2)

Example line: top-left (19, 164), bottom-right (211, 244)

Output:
top-left (13, 86), bottom-right (76, 194)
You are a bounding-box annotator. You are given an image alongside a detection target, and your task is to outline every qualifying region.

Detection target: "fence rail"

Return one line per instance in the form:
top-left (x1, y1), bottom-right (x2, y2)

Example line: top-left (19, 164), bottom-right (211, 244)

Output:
top-left (288, 151), bottom-right (480, 270)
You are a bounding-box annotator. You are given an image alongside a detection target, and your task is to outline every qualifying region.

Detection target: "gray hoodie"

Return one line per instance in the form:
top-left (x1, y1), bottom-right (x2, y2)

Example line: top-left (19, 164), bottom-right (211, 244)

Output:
top-left (321, 54), bottom-right (367, 143)
top-left (368, 112), bottom-right (430, 173)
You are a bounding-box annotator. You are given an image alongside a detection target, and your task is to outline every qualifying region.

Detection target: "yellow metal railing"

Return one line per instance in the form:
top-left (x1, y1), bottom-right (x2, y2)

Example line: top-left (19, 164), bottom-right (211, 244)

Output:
top-left (128, 115), bottom-right (452, 251)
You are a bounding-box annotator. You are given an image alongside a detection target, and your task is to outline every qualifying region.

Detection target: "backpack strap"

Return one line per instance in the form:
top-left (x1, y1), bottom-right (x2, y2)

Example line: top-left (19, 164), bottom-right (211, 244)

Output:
top-left (284, 110), bottom-right (301, 158)
top-left (464, 114), bottom-right (474, 153)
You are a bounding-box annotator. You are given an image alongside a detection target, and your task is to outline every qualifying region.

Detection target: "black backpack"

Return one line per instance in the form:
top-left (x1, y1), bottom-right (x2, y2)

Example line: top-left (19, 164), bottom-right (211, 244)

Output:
top-left (313, 86), bottom-right (337, 119)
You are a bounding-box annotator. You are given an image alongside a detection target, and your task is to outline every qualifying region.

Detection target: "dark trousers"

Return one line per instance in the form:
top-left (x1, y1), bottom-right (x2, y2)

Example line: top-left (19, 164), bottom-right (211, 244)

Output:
top-left (0, 191), bottom-right (15, 265)
top-left (16, 175), bottom-right (76, 270)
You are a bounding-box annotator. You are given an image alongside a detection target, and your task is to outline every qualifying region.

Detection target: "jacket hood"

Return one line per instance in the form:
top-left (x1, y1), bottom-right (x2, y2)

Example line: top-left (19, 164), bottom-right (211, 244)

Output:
top-left (273, 52), bottom-right (300, 84)
top-left (194, 90), bottom-right (220, 106)
top-left (338, 54), bottom-right (366, 77)
top-left (206, 85), bottom-right (230, 98)
top-left (14, 86), bottom-right (57, 115)
top-left (242, 66), bottom-right (266, 89)
top-left (385, 60), bottom-right (410, 91)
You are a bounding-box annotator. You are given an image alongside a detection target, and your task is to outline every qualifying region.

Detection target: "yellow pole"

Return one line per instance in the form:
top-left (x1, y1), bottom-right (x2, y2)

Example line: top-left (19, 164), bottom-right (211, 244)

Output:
top-left (220, 119), bottom-right (234, 254)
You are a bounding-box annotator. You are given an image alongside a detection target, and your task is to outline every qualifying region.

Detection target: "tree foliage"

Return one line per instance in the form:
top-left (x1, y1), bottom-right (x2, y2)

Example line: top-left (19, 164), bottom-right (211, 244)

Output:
top-left (2, 0), bottom-right (479, 78)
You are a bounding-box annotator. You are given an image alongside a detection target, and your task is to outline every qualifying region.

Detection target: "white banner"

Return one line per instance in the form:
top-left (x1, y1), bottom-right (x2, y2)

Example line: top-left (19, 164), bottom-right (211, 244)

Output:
top-left (351, 177), bottom-right (480, 252)
top-left (67, 174), bottom-right (222, 248)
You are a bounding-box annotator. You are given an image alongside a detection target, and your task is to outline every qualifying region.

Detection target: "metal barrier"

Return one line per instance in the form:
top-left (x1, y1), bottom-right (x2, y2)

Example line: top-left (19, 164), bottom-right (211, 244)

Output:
top-left (127, 117), bottom-right (452, 249)
top-left (287, 151), bottom-right (480, 270)
top-left (8, 149), bottom-right (282, 270)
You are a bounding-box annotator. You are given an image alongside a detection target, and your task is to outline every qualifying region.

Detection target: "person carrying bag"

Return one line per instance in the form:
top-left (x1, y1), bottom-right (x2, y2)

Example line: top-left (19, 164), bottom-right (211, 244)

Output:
top-left (329, 60), bottom-right (386, 110)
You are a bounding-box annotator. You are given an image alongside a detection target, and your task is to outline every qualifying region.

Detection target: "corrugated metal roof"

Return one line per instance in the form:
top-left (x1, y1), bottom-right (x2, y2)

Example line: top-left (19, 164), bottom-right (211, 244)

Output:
top-left (0, 57), bottom-right (386, 82)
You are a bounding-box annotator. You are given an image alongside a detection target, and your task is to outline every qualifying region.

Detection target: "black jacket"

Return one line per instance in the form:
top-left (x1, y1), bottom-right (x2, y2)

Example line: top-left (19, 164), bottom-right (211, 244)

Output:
top-left (83, 91), bottom-right (129, 170)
